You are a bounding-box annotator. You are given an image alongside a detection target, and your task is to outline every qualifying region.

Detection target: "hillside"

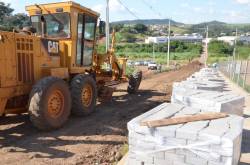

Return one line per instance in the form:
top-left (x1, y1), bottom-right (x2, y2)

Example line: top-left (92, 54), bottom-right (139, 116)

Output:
top-left (112, 19), bottom-right (250, 36)
top-left (112, 19), bottom-right (184, 26)
top-left (189, 21), bottom-right (250, 37)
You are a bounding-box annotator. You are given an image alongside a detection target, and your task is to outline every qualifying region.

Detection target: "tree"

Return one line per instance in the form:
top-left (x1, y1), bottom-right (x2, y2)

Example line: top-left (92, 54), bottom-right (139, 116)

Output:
top-left (0, 2), bottom-right (29, 31)
top-left (111, 24), bottom-right (124, 32)
top-left (3, 13), bottom-right (30, 29)
top-left (208, 40), bottom-right (234, 56)
top-left (134, 24), bottom-right (148, 34)
top-left (0, 2), bottom-right (14, 23)
top-left (122, 33), bottom-right (136, 43)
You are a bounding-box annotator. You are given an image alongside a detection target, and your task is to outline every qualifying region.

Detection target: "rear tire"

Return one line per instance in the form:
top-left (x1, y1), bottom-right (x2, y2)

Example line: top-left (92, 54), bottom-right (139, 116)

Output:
top-left (28, 77), bottom-right (71, 131)
top-left (127, 71), bottom-right (142, 94)
top-left (70, 74), bottom-right (97, 116)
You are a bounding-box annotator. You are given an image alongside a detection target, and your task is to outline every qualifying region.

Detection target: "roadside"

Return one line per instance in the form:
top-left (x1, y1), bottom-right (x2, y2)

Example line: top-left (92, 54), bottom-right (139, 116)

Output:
top-left (0, 61), bottom-right (201, 165)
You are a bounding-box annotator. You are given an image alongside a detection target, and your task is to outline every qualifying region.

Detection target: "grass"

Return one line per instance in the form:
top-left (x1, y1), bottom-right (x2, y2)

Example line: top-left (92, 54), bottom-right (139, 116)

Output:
top-left (119, 144), bottom-right (129, 156)
top-left (231, 73), bottom-right (250, 93)
top-left (171, 25), bottom-right (189, 34)
top-left (236, 46), bottom-right (250, 60)
top-left (117, 51), bottom-right (200, 64)
top-left (207, 56), bottom-right (228, 64)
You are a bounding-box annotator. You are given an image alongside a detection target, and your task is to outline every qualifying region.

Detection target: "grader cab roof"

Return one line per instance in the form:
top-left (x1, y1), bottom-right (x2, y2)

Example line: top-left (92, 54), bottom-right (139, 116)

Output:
top-left (25, 1), bottom-right (100, 18)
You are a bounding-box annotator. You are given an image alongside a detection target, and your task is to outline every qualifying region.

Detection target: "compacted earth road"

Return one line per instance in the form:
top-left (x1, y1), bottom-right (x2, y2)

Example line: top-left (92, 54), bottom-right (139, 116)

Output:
top-left (0, 61), bottom-right (201, 165)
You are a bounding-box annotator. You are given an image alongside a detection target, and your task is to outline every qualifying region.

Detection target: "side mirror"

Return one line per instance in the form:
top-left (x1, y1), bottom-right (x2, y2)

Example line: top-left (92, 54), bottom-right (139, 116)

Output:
top-left (99, 21), bottom-right (106, 37)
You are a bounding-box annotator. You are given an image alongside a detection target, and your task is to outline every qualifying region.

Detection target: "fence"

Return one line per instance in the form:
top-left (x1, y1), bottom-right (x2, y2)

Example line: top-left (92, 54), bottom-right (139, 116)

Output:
top-left (219, 59), bottom-right (250, 92)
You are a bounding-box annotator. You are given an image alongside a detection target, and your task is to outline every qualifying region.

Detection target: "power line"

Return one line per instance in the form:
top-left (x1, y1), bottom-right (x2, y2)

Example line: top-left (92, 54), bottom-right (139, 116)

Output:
top-left (140, 0), bottom-right (171, 67)
top-left (116, 0), bottom-right (140, 19)
top-left (141, 0), bottom-right (163, 18)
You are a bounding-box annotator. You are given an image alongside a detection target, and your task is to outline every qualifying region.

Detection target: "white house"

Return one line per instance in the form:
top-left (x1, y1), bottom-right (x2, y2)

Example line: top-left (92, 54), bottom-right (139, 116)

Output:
top-left (145, 35), bottom-right (203, 44)
top-left (217, 36), bottom-right (237, 45)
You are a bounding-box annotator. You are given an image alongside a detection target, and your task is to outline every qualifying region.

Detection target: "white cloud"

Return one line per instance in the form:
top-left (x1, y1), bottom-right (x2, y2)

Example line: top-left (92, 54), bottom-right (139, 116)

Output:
top-left (92, 0), bottom-right (124, 13)
top-left (92, 4), bottom-right (104, 13)
top-left (193, 7), bottom-right (202, 12)
top-left (221, 10), bottom-right (248, 23)
top-left (180, 2), bottom-right (190, 8)
top-left (109, 0), bottom-right (125, 12)
top-left (235, 0), bottom-right (250, 4)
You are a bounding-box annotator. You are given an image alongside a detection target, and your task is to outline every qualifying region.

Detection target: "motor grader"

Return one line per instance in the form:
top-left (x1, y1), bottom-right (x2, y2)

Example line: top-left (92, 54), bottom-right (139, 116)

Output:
top-left (0, 1), bottom-right (142, 130)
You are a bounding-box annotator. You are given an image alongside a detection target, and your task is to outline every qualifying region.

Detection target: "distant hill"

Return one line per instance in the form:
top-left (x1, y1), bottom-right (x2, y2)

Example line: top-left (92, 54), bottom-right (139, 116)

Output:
top-left (112, 19), bottom-right (184, 26)
top-left (194, 20), bottom-right (227, 27)
top-left (190, 21), bottom-right (250, 37)
top-left (111, 19), bottom-right (250, 37)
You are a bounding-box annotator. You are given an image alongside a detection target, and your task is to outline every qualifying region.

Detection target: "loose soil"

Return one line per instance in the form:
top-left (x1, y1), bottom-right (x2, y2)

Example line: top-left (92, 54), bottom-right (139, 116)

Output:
top-left (0, 61), bottom-right (201, 165)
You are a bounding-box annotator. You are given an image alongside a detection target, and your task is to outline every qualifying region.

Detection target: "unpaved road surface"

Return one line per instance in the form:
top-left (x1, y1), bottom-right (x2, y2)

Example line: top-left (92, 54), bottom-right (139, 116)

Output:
top-left (0, 62), bottom-right (201, 165)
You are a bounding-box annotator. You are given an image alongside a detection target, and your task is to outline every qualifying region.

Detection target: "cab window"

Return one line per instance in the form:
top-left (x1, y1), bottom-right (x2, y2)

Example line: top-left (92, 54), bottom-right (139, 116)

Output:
top-left (31, 13), bottom-right (70, 39)
top-left (76, 14), bottom-right (97, 66)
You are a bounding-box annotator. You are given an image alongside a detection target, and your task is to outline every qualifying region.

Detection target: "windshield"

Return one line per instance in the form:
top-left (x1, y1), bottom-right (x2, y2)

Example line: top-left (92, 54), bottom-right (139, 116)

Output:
top-left (31, 13), bottom-right (70, 38)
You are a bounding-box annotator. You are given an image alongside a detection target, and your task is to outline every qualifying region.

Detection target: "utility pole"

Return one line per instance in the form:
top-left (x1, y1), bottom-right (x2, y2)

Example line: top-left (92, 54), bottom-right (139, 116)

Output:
top-left (232, 28), bottom-right (238, 81)
top-left (106, 0), bottom-right (110, 53)
top-left (233, 28), bottom-right (238, 60)
top-left (205, 26), bottom-right (208, 67)
top-left (167, 19), bottom-right (171, 67)
top-left (153, 42), bottom-right (155, 60)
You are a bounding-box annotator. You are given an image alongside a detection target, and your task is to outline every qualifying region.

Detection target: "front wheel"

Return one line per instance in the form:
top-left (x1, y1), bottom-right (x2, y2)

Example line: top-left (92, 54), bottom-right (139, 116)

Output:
top-left (127, 71), bottom-right (142, 94)
top-left (70, 74), bottom-right (97, 116)
top-left (28, 77), bottom-right (71, 131)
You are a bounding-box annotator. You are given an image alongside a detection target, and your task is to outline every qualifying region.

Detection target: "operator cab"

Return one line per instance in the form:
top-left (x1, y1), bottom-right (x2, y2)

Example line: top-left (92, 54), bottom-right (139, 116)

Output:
top-left (26, 1), bottom-right (105, 68)
top-left (30, 13), bottom-right (71, 39)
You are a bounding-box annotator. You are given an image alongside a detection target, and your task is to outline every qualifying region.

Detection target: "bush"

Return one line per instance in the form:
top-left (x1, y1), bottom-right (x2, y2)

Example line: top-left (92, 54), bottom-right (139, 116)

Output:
top-left (208, 40), bottom-right (233, 56)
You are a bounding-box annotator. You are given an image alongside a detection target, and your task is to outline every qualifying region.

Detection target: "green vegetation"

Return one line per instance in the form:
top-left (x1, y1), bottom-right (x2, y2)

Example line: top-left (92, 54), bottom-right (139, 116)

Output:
top-left (113, 20), bottom-right (250, 37)
top-left (0, 2), bottom-right (29, 31)
top-left (230, 72), bottom-right (250, 93)
top-left (188, 21), bottom-right (250, 37)
top-left (98, 41), bottom-right (202, 64)
top-left (236, 45), bottom-right (250, 60)
top-left (208, 40), bottom-right (234, 56)
top-left (207, 40), bottom-right (250, 64)
top-left (207, 40), bottom-right (233, 64)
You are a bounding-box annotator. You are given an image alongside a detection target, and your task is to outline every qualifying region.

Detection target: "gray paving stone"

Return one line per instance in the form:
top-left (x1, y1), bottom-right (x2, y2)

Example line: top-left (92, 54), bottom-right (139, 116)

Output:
top-left (186, 155), bottom-right (208, 165)
top-left (176, 121), bottom-right (209, 140)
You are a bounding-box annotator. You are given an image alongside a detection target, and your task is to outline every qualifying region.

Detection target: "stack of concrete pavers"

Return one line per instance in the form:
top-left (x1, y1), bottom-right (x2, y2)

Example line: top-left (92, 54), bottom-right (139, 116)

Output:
top-left (127, 103), bottom-right (244, 165)
top-left (186, 76), bottom-right (225, 83)
top-left (173, 80), bottom-right (225, 92)
top-left (171, 89), bottom-right (245, 116)
top-left (188, 69), bottom-right (225, 84)
top-left (173, 68), bottom-right (226, 92)
top-left (171, 68), bottom-right (245, 116)
top-left (126, 68), bottom-right (245, 165)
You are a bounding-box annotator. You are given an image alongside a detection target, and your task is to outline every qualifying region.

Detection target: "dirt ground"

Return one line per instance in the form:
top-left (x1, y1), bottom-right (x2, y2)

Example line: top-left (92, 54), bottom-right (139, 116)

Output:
top-left (0, 61), bottom-right (201, 165)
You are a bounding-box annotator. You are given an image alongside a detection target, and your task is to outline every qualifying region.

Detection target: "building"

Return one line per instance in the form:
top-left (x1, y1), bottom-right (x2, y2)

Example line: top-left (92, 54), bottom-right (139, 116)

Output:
top-left (238, 36), bottom-right (250, 44)
top-left (145, 37), bottom-right (168, 44)
top-left (217, 36), bottom-right (237, 45)
top-left (145, 34), bottom-right (203, 44)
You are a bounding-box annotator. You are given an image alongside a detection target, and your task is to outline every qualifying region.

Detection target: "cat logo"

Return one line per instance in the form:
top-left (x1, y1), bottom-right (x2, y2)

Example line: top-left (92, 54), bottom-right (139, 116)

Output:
top-left (48, 41), bottom-right (59, 54)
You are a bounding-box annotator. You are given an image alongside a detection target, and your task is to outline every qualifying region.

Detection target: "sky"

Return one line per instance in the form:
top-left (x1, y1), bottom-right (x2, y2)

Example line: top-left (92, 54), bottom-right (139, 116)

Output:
top-left (2, 0), bottom-right (250, 24)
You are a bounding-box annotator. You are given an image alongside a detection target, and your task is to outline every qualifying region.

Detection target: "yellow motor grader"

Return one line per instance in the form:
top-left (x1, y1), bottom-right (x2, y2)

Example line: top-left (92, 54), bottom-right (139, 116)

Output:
top-left (0, 1), bottom-right (142, 130)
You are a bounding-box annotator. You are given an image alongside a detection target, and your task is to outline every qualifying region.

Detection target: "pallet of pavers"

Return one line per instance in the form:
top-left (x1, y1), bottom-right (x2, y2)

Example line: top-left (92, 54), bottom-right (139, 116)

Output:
top-left (189, 69), bottom-right (225, 83)
top-left (171, 89), bottom-right (245, 116)
top-left (197, 68), bottom-right (219, 76)
top-left (186, 75), bottom-right (225, 83)
top-left (126, 103), bottom-right (244, 165)
top-left (173, 80), bottom-right (225, 92)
